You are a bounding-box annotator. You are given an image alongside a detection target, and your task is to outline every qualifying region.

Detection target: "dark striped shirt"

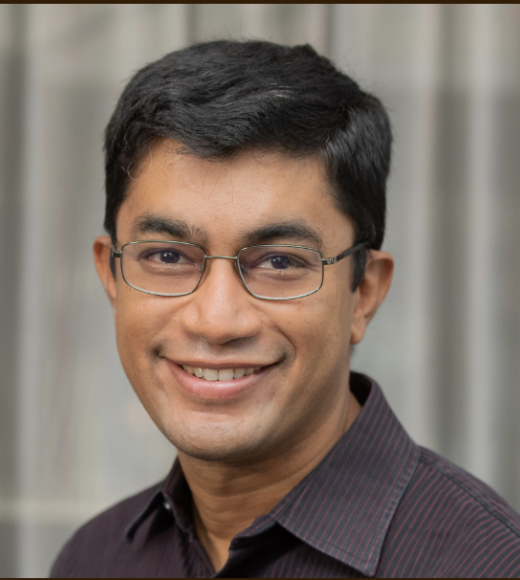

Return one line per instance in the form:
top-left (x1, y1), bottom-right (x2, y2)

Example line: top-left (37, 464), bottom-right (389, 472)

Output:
top-left (51, 373), bottom-right (520, 577)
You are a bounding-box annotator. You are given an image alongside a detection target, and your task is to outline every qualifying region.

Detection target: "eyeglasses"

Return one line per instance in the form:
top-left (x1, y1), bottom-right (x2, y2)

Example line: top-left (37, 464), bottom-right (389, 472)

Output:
top-left (112, 240), bottom-right (367, 301)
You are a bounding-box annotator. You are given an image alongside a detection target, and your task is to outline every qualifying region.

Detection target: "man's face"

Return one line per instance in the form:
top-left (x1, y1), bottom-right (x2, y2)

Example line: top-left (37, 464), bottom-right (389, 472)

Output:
top-left (101, 141), bottom-right (363, 463)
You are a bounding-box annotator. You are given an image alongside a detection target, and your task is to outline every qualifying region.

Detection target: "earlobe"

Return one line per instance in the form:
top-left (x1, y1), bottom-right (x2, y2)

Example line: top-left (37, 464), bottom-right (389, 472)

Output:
top-left (350, 250), bottom-right (394, 345)
top-left (93, 235), bottom-right (117, 308)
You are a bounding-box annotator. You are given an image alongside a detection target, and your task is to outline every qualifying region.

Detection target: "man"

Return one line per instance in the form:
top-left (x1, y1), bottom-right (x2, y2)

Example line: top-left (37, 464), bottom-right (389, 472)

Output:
top-left (51, 40), bottom-right (520, 577)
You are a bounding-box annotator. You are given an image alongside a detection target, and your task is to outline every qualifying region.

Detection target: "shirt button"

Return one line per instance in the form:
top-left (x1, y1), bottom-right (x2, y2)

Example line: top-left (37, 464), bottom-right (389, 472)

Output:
top-left (163, 501), bottom-right (172, 511)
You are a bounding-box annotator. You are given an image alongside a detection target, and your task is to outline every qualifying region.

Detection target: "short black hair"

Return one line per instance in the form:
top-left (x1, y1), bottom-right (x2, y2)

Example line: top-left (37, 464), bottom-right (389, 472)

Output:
top-left (104, 40), bottom-right (392, 289)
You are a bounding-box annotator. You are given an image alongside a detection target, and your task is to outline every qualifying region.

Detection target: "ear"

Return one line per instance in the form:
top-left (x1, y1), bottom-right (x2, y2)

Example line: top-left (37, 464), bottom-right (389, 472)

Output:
top-left (93, 235), bottom-right (117, 308)
top-left (350, 250), bottom-right (394, 345)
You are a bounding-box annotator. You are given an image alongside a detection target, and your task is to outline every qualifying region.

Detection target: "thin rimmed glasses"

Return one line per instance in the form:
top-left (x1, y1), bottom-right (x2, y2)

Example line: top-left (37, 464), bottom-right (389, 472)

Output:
top-left (112, 240), bottom-right (367, 301)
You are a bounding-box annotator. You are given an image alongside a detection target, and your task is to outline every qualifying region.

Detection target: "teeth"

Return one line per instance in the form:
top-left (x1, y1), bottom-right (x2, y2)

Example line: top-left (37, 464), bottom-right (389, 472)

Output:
top-left (218, 369), bottom-right (234, 381)
top-left (202, 369), bottom-right (219, 381)
top-left (182, 365), bottom-right (260, 381)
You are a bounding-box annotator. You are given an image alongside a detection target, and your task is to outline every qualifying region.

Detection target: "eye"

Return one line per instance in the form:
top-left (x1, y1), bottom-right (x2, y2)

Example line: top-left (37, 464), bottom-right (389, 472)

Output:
top-left (238, 246), bottom-right (319, 276)
top-left (258, 253), bottom-right (307, 270)
top-left (140, 248), bottom-right (193, 266)
top-left (155, 250), bottom-right (180, 264)
top-left (268, 255), bottom-right (292, 269)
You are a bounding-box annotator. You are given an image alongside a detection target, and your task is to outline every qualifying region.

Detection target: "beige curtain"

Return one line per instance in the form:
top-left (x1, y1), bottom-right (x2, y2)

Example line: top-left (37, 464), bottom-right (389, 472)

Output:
top-left (1, 5), bottom-right (519, 576)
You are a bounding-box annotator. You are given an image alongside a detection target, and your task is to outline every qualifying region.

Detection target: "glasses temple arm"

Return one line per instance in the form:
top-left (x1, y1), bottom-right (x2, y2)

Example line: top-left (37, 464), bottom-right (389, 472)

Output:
top-left (322, 242), bottom-right (368, 265)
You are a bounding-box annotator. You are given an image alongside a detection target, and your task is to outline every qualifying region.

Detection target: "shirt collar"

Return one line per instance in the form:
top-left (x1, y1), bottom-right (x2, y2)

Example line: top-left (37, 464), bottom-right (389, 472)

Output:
top-left (125, 460), bottom-right (193, 541)
top-left (126, 373), bottom-right (419, 577)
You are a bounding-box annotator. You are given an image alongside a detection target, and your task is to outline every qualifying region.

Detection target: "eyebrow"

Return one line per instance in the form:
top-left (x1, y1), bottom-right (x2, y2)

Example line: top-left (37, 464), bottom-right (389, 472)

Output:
top-left (131, 214), bottom-right (206, 244)
top-left (239, 220), bottom-right (323, 248)
top-left (130, 214), bottom-right (322, 249)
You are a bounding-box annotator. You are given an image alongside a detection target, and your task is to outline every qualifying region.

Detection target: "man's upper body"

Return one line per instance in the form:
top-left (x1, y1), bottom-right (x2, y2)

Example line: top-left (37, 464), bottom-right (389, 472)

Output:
top-left (51, 40), bottom-right (520, 576)
top-left (52, 373), bottom-right (520, 578)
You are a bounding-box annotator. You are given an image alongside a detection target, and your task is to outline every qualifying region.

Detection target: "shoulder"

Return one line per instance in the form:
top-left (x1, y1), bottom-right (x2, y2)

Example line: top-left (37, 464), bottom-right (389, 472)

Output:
top-left (418, 448), bottom-right (520, 526)
top-left (381, 447), bottom-right (520, 577)
top-left (50, 483), bottom-right (161, 578)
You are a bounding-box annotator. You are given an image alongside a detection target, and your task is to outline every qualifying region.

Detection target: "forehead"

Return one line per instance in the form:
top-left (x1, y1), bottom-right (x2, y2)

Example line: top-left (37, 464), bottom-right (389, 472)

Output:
top-left (117, 140), bottom-right (352, 248)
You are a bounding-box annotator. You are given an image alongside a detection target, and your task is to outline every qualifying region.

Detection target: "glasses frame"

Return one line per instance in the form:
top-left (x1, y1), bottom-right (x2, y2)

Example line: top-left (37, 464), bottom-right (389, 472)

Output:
top-left (112, 240), bottom-right (367, 301)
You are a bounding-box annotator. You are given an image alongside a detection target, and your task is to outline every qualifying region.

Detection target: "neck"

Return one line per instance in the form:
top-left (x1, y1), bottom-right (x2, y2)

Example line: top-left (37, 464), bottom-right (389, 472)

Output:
top-left (178, 388), bottom-right (361, 572)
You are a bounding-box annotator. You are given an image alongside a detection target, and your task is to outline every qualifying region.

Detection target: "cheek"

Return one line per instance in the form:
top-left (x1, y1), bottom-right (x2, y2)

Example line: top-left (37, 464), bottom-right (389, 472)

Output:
top-left (279, 285), bottom-right (353, 375)
top-left (114, 290), bottom-right (171, 377)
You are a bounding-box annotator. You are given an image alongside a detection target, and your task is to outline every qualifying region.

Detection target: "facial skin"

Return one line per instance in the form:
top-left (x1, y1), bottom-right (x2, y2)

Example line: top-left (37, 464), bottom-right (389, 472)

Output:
top-left (94, 140), bottom-right (393, 570)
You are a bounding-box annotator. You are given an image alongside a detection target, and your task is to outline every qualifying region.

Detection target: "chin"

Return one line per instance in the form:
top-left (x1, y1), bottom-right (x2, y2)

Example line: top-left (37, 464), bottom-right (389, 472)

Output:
top-left (163, 415), bottom-right (271, 463)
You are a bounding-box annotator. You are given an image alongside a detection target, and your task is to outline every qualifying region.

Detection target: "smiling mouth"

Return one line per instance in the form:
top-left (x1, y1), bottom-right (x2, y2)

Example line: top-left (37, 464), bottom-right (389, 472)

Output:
top-left (181, 366), bottom-right (262, 381)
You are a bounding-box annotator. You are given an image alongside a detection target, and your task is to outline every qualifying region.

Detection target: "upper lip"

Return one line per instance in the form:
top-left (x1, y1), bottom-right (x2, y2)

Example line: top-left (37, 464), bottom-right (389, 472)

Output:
top-left (165, 358), bottom-right (274, 370)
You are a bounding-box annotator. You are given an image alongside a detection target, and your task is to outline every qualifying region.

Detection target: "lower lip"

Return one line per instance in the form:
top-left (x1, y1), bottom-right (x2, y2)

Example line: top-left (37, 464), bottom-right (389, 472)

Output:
top-left (165, 360), bottom-right (270, 401)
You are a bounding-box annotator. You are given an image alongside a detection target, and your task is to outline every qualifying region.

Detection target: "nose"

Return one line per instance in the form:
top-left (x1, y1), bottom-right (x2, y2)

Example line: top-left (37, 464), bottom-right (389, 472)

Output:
top-left (178, 257), bottom-right (263, 345)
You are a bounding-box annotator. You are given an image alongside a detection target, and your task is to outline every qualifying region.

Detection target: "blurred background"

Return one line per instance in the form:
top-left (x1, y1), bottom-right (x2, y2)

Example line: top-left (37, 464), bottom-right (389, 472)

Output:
top-left (0, 4), bottom-right (519, 577)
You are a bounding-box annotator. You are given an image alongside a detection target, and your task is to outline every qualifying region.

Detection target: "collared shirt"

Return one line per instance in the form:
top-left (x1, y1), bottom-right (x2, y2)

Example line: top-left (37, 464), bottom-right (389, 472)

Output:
top-left (51, 373), bottom-right (520, 578)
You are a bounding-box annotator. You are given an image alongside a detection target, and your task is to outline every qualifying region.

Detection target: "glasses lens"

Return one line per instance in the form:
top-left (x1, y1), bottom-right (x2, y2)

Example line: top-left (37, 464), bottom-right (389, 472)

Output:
top-left (121, 241), bottom-right (205, 296)
top-left (238, 245), bottom-right (323, 299)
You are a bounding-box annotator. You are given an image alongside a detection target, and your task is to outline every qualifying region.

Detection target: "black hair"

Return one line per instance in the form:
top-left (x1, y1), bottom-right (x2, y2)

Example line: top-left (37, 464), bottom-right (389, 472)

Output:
top-left (104, 40), bottom-right (392, 289)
